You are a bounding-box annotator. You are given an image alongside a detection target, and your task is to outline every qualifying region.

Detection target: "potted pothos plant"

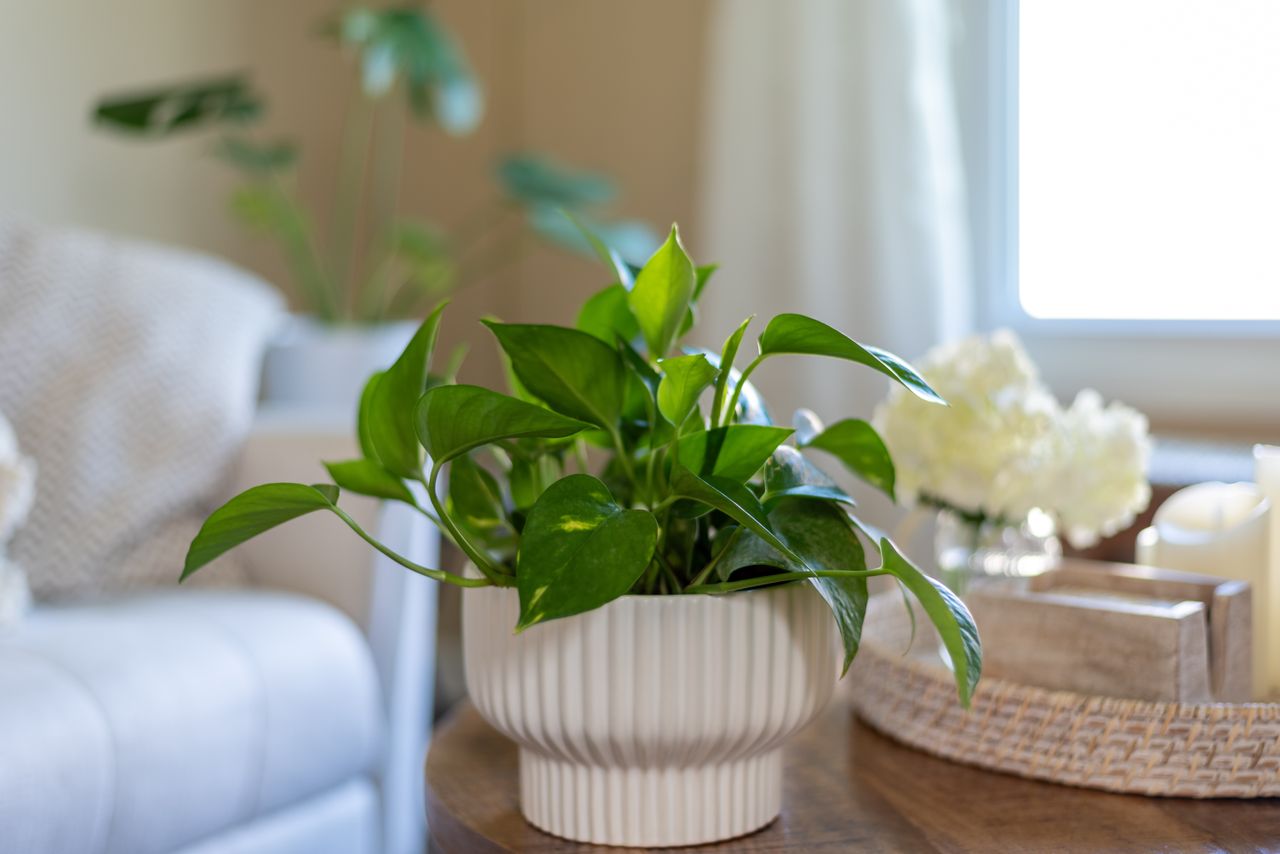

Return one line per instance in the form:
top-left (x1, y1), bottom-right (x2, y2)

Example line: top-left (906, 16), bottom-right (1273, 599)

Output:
top-left (91, 5), bottom-right (654, 408)
top-left (183, 225), bottom-right (981, 848)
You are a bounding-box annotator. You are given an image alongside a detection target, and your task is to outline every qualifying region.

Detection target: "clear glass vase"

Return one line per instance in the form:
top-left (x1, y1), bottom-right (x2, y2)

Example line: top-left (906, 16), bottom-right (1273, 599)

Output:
top-left (933, 509), bottom-right (1062, 598)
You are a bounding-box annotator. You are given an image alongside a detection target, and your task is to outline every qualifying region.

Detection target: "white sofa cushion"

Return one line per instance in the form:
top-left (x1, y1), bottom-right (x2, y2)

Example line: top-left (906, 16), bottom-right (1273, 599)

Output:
top-left (173, 780), bottom-right (378, 854)
top-left (0, 590), bottom-right (382, 854)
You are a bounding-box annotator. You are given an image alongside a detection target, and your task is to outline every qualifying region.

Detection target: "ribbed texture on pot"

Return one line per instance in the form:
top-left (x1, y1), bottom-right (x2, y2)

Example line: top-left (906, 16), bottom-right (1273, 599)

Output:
top-left (463, 583), bottom-right (839, 847)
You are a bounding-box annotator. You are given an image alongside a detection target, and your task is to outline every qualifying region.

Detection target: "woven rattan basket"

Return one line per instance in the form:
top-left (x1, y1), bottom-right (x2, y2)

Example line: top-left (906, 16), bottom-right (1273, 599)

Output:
top-left (848, 595), bottom-right (1280, 798)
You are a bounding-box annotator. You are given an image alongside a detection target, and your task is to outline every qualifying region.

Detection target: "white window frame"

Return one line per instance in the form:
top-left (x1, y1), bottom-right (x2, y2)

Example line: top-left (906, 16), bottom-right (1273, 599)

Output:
top-left (964, 0), bottom-right (1280, 430)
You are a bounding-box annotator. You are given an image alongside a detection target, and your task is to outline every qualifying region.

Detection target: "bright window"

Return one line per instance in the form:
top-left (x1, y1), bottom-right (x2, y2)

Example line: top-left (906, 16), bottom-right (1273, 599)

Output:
top-left (1018, 0), bottom-right (1280, 321)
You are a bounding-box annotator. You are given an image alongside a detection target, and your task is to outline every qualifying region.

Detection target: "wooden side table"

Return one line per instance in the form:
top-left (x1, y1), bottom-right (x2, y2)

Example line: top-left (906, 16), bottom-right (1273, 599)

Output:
top-left (425, 700), bottom-right (1280, 852)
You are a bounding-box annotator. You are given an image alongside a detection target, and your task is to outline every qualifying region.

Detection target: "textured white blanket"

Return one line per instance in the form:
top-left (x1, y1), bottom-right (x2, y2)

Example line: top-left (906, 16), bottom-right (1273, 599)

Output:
top-left (0, 219), bottom-right (282, 599)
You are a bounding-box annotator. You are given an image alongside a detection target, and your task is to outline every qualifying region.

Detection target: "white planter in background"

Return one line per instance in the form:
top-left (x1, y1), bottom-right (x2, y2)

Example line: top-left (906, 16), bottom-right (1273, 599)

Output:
top-left (462, 582), bottom-right (840, 847)
top-left (260, 315), bottom-right (418, 411)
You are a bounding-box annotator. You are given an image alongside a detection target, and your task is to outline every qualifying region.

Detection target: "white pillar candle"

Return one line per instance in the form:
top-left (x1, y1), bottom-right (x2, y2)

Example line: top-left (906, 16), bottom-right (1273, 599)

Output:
top-left (1134, 526), bottom-right (1159, 567)
top-left (1255, 446), bottom-right (1280, 698)
top-left (1144, 482), bottom-right (1272, 698)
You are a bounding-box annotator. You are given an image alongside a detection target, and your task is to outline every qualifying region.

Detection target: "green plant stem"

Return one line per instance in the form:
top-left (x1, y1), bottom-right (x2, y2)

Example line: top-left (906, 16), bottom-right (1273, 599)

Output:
top-left (267, 176), bottom-right (338, 321)
top-left (686, 568), bottom-right (890, 595)
top-left (328, 504), bottom-right (491, 587)
top-left (644, 445), bottom-right (659, 502)
top-left (383, 264), bottom-right (451, 319)
top-left (356, 251), bottom-right (396, 323)
top-left (362, 93), bottom-right (407, 323)
top-left (719, 354), bottom-right (765, 427)
top-left (571, 439), bottom-right (590, 475)
top-left (710, 372), bottom-right (731, 433)
top-left (918, 493), bottom-right (1016, 531)
top-left (607, 427), bottom-right (640, 497)
top-left (382, 212), bottom-right (527, 320)
top-left (408, 500), bottom-right (444, 528)
top-left (426, 462), bottom-right (511, 585)
top-left (645, 525), bottom-right (672, 594)
top-left (650, 495), bottom-right (679, 515)
top-left (330, 88), bottom-right (375, 318)
top-left (893, 577), bottom-right (919, 654)
top-left (373, 96), bottom-right (405, 248)
top-left (685, 526), bottom-right (743, 590)
top-left (656, 552), bottom-right (682, 592)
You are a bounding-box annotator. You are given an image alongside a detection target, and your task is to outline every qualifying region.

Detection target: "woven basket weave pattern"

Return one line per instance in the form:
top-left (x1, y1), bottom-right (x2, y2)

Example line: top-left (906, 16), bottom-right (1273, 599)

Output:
top-left (850, 600), bottom-right (1280, 798)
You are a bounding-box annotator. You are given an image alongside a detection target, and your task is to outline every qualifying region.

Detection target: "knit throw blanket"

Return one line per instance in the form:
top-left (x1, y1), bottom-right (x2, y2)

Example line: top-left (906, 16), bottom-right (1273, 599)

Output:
top-left (0, 220), bottom-right (281, 599)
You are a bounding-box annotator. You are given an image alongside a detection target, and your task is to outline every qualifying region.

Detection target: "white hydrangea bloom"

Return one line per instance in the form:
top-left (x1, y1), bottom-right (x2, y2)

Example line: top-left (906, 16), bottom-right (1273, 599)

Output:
top-left (1045, 390), bottom-right (1152, 549)
top-left (872, 331), bottom-right (1151, 546)
top-left (872, 330), bottom-right (1059, 521)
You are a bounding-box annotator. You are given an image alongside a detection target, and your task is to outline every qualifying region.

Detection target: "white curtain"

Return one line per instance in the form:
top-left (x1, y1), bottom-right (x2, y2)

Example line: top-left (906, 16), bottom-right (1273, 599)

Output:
top-left (698, 0), bottom-right (974, 425)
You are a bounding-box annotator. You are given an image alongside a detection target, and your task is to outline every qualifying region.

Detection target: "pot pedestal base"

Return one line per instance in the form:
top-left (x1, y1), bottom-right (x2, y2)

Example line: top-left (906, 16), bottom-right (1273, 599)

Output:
top-left (518, 749), bottom-right (783, 847)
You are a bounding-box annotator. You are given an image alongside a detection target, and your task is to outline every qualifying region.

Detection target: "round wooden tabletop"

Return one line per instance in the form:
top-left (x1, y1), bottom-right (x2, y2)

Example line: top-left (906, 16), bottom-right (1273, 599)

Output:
top-left (425, 700), bottom-right (1280, 853)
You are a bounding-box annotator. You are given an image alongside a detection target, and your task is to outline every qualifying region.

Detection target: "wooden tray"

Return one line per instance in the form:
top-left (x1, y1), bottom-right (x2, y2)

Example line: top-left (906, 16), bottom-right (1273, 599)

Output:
top-left (848, 594), bottom-right (1280, 798)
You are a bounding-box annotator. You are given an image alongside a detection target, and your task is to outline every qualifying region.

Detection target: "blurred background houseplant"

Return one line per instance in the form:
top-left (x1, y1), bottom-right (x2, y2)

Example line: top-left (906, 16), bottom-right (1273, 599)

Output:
top-left (89, 4), bottom-right (656, 408)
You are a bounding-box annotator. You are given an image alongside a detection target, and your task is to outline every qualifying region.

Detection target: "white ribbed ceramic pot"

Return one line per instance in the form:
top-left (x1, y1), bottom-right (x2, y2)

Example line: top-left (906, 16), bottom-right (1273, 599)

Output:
top-left (462, 582), bottom-right (840, 847)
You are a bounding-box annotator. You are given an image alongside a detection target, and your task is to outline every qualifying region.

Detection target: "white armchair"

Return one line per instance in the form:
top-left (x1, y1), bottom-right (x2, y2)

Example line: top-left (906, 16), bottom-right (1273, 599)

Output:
top-left (230, 407), bottom-right (439, 854)
top-left (0, 408), bottom-right (438, 854)
top-left (0, 221), bottom-right (438, 854)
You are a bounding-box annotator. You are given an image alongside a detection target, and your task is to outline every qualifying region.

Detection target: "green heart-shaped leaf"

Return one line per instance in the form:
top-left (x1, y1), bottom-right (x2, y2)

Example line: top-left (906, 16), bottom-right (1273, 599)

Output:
top-left (693, 264), bottom-right (718, 302)
top-left (669, 465), bottom-right (805, 567)
top-left (711, 526), bottom-right (789, 581)
top-left (618, 339), bottom-right (661, 426)
top-left (516, 475), bottom-right (658, 630)
top-left (656, 353), bottom-right (718, 427)
top-left (510, 455), bottom-right (565, 511)
top-left (676, 425), bottom-right (793, 482)
top-left (762, 446), bottom-right (854, 508)
top-left (577, 283), bottom-right (640, 345)
top-left (877, 537), bottom-right (982, 707)
top-left (415, 384), bottom-right (591, 464)
top-left (628, 226), bottom-right (695, 359)
top-left (769, 498), bottom-right (869, 674)
top-left (183, 483), bottom-right (339, 580)
top-left (447, 453), bottom-right (509, 537)
top-left (802, 418), bottom-right (896, 500)
top-left (324, 458), bottom-right (414, 504)
top-left (708, 498), bottom-right (869, 673)
top-left (484, 321), bottom-right (628, 430)
top-left (357, 371), bottom-right (384, 460)
top-left (367, 302), bottom-right (446, 477)
top-left (711, 316), bottom-right (753, 422)
top-left (676, 264), bottom-right (719, 338)
top-left (757, 313), bottom-right (945, 405)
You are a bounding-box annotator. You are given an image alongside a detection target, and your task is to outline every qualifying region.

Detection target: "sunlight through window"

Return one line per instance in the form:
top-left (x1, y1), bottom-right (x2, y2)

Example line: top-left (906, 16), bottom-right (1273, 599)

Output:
top-left (1019, 1), bottom-right (1280, 320)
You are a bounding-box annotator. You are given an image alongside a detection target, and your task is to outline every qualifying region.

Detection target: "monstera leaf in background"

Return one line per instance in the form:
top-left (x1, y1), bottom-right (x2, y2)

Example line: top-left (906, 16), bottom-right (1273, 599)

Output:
top-left (92, 5), bottom-right (656, 325)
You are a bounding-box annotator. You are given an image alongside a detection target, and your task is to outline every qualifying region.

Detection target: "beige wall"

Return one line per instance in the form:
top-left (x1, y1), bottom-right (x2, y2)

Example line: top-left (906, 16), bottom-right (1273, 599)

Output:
top-left (0, 0), bottom-right (258, 260)
top-left (0, 0), bottom-right (709, 386)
